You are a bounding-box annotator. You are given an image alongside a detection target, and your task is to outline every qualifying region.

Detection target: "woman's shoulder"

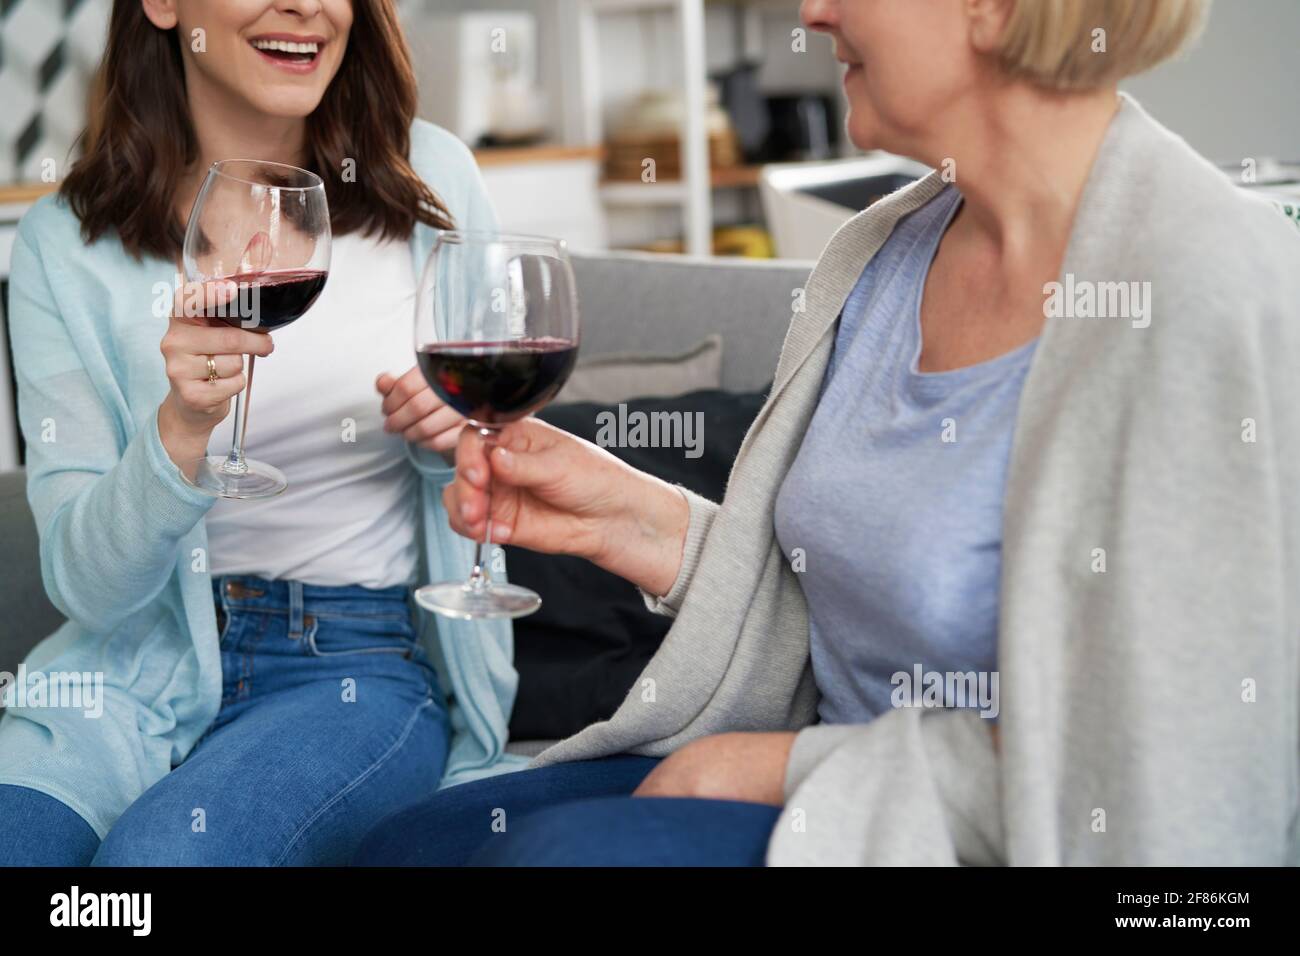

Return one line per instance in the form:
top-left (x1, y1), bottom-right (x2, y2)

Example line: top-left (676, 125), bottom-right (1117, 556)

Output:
top-left (1100, 97), bottom-right (1300, 300)
top-left (13, 192), bottom-right (140, 301)
top-left (406, 118), bottom-right (497, 233)
top-left (407, 119), bottom-right (482, 192)
top-left (16, 192), bottom-right (85, 256)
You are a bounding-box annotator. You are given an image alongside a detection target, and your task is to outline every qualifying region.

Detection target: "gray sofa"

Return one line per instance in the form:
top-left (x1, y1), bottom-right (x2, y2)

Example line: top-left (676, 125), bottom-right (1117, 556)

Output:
top-left (0, 250), bottom-right (812, 681)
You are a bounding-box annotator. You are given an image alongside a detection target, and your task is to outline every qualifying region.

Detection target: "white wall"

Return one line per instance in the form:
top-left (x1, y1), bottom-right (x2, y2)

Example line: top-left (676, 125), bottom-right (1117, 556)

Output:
top-left (1121, 0), bottom-right (1299, 163)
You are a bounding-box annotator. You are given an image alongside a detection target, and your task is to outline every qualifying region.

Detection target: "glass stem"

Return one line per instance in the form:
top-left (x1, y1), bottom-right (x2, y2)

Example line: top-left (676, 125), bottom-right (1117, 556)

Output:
top-left (467, 426), bottom-right (498, 592)
top-left (223, 353), bottom-right (255, 476)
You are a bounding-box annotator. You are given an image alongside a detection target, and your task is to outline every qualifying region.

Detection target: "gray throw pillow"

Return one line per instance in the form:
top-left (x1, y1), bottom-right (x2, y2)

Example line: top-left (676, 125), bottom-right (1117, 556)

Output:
top-left (554, 334), bottom-right (723, 405)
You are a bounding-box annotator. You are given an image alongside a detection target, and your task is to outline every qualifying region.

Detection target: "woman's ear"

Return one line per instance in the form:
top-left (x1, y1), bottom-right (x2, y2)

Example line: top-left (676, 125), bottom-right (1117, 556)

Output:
top-left (140, 0), bottom-right (180, 31)
top-left (966, 0), bottom-right (1013, 55)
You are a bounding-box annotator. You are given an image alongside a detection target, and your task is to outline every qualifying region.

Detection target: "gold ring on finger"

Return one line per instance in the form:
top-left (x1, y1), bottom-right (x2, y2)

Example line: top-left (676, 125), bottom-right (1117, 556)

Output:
top-left (206, 356), bottom-right (219, 384)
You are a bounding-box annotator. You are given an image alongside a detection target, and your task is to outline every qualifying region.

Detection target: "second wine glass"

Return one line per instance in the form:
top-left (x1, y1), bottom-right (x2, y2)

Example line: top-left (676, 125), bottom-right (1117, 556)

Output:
top-left (414, 231), bottom-right (581, 620)
top-left (181, 159), bottom-right (330, 498)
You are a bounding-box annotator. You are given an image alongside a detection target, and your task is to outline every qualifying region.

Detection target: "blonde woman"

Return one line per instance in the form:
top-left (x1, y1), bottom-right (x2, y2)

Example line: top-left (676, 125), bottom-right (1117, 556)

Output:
top-left (357, 0), bottom-right (1299, 866)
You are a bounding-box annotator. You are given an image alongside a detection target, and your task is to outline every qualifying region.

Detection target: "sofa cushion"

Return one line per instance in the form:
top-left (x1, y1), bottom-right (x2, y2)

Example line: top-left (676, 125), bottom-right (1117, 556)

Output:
top-left (555, 334), bottom-right (722, 405)
top-left (0, 470), bottom-right (63, 673)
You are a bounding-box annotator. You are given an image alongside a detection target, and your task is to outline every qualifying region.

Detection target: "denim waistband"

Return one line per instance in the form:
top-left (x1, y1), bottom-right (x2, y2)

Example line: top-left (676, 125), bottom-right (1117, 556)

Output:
top-left (212, 574), bottom-right (415, 627)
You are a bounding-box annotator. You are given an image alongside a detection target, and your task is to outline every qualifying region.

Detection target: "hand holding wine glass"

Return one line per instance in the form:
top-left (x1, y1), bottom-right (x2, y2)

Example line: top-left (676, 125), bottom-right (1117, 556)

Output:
top-left (444, 417), bottom-right (691, 603)
top-left (158, 279), bottom-right (276, 480)
top-left (180, 159), bottom-right (330, 498)
top-left (413, 231), bottom-right (580, 619)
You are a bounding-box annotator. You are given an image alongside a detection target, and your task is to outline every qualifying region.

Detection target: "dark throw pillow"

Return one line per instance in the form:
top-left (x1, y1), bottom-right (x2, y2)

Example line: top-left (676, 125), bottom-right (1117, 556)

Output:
top-left (505, 385), bottom-right (770, 740)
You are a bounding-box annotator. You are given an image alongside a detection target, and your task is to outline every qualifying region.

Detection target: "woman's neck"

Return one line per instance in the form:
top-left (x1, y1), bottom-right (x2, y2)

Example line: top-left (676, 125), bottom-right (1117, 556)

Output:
top-left (910, 83), bottom-right (1121, 274)
top-left (175, 76), bottom-right (310, 227)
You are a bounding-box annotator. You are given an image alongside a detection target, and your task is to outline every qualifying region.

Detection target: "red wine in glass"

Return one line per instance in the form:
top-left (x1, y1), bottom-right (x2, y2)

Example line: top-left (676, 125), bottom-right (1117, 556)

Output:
top-left (205, 269), bottom-right (328, 332)
top-left (416, 337), bottom-right (578, 425)
top-left (413, 232), bottom-right (580, 620)
top-left (181, 159), bottom-right (331, 498)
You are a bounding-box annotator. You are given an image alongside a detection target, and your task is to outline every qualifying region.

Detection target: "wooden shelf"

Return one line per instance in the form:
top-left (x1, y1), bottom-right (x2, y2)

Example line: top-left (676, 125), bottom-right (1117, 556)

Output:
top-left (473, 144), bottom-right (604, 168)
top-left (0, 146), bottom-right (610, 208)
top-left (1, 160), bottom-right (758, 216)
top-left (709, 165), bottom-right (763, 188)
top-left (0, 182), bottom-right (57, 206)
top-left (600, 164), bottom-right (762, 201)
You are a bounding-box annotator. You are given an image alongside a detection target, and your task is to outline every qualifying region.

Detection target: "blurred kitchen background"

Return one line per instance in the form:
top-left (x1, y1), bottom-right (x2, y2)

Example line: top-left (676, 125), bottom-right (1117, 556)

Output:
top-left (1, 0), bottom-right (1297, 264)
top-left (0, 0), bottom-right (1297, 473)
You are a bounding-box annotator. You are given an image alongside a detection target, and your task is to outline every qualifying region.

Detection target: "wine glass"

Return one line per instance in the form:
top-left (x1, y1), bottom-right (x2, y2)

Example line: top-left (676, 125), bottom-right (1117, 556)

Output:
top-left (414, 231), bottom-right (581, 620)
top-left (181, 159), bottom-right (330, 498)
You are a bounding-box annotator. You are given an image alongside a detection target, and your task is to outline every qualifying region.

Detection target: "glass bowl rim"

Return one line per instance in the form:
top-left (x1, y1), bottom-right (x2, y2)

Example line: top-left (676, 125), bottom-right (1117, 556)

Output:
top-left (207, 159), bottom-right (325, 191)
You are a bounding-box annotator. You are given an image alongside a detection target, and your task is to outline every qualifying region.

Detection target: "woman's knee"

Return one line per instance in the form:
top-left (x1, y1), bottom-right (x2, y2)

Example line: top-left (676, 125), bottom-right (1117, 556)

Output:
top-left (466, 798), bottom-right (649, 866)
top-left (354, 757), bottom-right (662, 866)
top-left (0, 785), bottom-right (100, 866)
top-left (91, 803), bottom-right (266, 867)
top-left (469, 796), bottom-right (779, 867)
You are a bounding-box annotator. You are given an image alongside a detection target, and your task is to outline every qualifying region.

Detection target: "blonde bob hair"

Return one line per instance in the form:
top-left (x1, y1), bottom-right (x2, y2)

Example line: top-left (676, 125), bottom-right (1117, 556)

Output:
top-left (995, 0), bottom-right (1211, 90)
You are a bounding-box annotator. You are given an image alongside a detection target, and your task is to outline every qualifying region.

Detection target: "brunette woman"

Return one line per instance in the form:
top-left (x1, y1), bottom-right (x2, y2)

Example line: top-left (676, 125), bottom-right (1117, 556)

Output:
top-left (0, 0), bottom-right (522, 866)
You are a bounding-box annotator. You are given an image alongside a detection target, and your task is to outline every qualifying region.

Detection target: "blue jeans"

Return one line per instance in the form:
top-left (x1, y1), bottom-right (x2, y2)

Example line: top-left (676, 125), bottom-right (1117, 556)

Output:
top-left (354, 755), bottom-right (781, 866)
top-left (0, 574), bottom-right (449, 866)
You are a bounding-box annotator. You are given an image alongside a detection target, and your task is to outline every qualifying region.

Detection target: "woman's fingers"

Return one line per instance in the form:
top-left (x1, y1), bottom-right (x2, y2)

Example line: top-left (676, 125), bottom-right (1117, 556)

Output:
top-left (384, 387), bottom-right (437, 433)
top-left (442, 482), bottom-right (465, 535)
top-left (176, 370), bottom-right (248, 410)
top-left (443, 460), bottom-right (505, 543)
top-left (444, 418), bottom-right (590, 549)
top-left (402, 404), bottom-right (461, 443)
top-left (426, 431), bottom-right (460, 454)
top-left (379, 366), bottom-right (432, 418)
top-left (181, 352), bottom-right (244, 381)
top-left (420, 420), bottom-right (465, 454)
top-left (488, 420), bottom-right (566, 490)
top-left (374, 366), bottom-right (468, 449)
top-left (171, 279), bottom-right (236, 324)
top-left (451, 427), bottom-right (497, 533)
top-left (166, 321), bottom-right (274, 361)
top-left (455, 425), bottom-right (491, 490)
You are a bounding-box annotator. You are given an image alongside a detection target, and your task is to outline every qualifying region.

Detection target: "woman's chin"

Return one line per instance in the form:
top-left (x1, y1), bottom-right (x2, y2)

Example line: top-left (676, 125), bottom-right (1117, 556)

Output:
top-left (844, 114), bottom-right (885, 153)
top-left (246, 91), bottom-right (327, 121)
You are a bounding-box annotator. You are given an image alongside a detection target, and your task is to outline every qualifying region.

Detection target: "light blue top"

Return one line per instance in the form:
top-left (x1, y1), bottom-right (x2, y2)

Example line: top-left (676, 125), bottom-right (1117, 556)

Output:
top-left (774, 185), bottom-right (1037, 724)
top-left (0, 120), bottom-right (528, 838)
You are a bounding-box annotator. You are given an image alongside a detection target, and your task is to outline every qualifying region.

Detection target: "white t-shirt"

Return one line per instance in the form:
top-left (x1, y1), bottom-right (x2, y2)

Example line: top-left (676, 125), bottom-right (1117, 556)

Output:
top-left (205, 232), bottom-right (421, 589)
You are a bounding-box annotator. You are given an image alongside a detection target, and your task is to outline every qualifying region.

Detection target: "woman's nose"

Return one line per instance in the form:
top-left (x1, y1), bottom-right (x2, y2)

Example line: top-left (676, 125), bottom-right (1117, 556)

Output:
top-left (801, 0), bottom-right (838, 33)
top-left (273, 0), bottom-right (325, 19)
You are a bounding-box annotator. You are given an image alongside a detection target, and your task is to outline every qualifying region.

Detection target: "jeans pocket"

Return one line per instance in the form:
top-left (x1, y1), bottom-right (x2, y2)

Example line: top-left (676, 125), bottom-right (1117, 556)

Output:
top-left (303, 615), bottom-right (420, 659)
top-left (216, 603), bottom-right (233, 647)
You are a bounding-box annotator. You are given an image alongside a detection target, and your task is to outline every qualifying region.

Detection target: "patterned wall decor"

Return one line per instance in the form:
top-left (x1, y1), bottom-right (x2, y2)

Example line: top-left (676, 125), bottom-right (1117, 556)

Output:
top-left (0, 0), bottom-right (110, 186)
top-left (0, 0), bottom-right (449, 187)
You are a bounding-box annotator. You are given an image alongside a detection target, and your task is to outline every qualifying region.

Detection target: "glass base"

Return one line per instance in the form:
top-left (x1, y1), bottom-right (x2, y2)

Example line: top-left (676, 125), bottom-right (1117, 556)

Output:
top-left (186, 456), bottom-right (288, 499)
top-left (415, 581), bottom-right (542, 620)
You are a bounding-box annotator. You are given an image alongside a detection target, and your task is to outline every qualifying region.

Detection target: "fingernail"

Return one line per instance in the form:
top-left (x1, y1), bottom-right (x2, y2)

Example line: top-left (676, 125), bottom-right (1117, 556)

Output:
top-left (466, 467), bottom-right (481, 484)
top-left (460, 501), bottom-right (472, 521)
top-left (493, 523), bottom-right (511, 543)
top-left (494, 448), bottom-right (512, 467)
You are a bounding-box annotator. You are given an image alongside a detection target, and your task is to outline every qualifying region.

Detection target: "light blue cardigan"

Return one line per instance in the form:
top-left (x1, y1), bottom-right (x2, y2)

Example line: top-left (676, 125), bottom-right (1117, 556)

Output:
top-left (0, 120), bottom-right (528, 838)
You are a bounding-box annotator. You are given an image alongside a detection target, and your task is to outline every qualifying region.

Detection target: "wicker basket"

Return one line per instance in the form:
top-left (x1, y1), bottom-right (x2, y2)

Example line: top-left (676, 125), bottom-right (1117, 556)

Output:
top-left (603, 127), bottom-right (741, 182)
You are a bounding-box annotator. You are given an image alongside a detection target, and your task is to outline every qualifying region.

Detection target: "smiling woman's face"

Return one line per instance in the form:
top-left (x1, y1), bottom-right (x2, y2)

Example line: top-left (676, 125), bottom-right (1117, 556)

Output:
top-left (801, 0), bottom-right (990, 153)
top-left (148, 0), bottom-right (353, 119)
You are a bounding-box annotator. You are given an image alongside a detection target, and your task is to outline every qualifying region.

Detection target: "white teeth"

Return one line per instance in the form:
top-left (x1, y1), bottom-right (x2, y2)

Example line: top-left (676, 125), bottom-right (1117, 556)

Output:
top-left (251, 39), bottom-right (320, 55)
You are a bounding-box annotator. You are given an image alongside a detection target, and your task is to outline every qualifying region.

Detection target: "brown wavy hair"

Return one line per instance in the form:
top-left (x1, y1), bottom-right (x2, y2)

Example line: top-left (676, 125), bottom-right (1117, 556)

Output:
top-left (61, 0), bottom-right (454, 262)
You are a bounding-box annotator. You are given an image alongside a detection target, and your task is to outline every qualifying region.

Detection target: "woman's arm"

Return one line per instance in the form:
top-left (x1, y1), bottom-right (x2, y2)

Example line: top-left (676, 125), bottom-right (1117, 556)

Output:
top-left (10, 227), bottom-right (222, 633)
